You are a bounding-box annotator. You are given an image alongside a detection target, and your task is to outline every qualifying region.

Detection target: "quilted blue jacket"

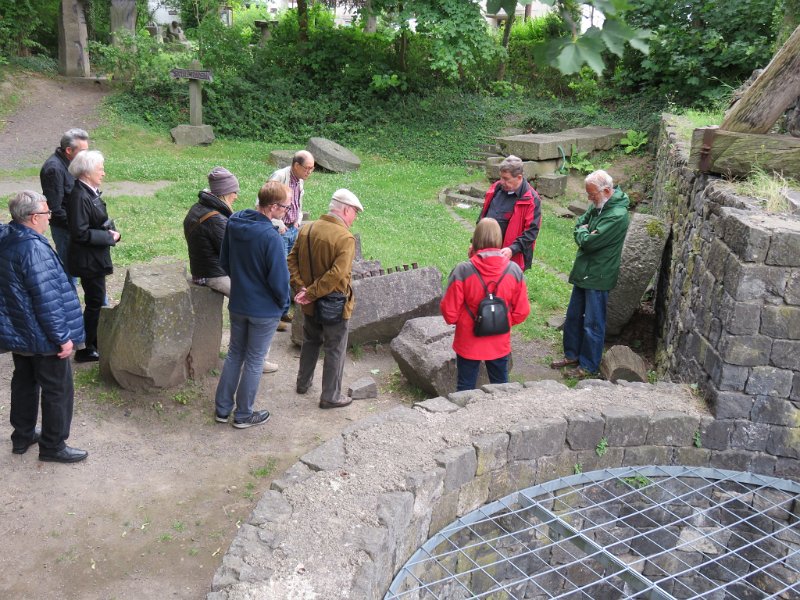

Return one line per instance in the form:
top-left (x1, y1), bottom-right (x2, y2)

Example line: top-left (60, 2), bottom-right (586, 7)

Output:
top-left (0, 222), bottom-right (85, 354)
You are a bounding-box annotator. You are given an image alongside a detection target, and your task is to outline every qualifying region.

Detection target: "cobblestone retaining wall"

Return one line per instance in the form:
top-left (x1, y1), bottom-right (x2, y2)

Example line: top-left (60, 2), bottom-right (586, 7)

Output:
top-left (653, 115), bottom-right (800, 479)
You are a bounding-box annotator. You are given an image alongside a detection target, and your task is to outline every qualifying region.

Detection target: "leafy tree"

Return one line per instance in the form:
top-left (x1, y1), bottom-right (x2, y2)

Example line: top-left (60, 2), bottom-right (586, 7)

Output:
top-left (0, 0), bottom-right (56, 57)
top-left (615, 0), bottom-right (783, 102)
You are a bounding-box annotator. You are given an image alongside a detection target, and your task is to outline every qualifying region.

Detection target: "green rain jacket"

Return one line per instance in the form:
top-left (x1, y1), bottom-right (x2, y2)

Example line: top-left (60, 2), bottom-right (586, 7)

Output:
top-left (568, 187), bottom-right (630, 291)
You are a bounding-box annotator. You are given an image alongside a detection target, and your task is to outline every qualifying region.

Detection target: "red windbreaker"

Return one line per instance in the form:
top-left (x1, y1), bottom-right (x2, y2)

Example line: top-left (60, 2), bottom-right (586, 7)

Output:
top-left (440, 249), bottom-right (531, 360)
top-left (479, 180), bottom-right (542, 271)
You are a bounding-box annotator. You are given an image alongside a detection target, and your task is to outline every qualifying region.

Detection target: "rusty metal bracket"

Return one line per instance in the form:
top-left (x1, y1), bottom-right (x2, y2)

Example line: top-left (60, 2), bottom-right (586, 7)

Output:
top-left (698, 126), bottom-right (718, 172)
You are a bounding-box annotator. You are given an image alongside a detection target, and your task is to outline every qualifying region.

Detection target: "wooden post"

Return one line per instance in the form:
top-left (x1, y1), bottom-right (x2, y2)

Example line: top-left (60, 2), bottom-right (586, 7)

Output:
top-left (169, 62), bottom-right (213, 127)
top-left (721, 25), bottom-right (800, 134)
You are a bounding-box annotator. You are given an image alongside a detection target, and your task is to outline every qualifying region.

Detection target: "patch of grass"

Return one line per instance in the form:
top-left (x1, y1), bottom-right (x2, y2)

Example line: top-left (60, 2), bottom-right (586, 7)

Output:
top-left (622, 474), bottom-right (651, 489)
top-left (382, 368), bottom-right (428, 402)
top-left (172, 521), bottom-right (186, 533)
top-left (158, 533), bottom-right (173, 542)
top-left (735, 167), bottom-right (797, 214)
top-left (188, 548), bottom-right (200, 557)
top-left (249, 458), bottom-right (278, 479)
top-left (74, 365), bottom-right (102, 388)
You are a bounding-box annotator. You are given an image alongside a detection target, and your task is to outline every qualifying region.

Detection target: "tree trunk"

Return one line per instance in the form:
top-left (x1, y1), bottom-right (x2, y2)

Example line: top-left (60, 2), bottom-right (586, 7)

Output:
top-left (496, 15), bottom-right (515, 81)
top-left (721, 25), bottom-right (800, 134)
top-left (524, 3), bottom-right (531, 21)
top-left (364, 0), bottom-right (377, 33)
top-left (297, 0), bottom-right (309, 44)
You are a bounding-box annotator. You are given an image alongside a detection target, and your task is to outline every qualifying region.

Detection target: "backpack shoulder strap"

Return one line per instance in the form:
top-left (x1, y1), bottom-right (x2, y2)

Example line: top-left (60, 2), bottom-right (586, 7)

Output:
top-left (491, 263), bottom-right (514, 293)
top-left (465, 262), bottom-right (490, 321)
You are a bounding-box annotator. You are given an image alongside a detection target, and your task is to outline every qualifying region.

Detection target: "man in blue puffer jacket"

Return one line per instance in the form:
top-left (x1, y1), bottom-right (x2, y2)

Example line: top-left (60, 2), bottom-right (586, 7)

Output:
top-left (0, 191), bottom-right (88, 463)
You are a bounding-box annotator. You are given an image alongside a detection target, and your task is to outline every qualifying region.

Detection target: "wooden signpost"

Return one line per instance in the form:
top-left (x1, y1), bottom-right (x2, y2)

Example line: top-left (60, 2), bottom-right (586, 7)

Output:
top-left (169, 62), bottom-right (213, 127)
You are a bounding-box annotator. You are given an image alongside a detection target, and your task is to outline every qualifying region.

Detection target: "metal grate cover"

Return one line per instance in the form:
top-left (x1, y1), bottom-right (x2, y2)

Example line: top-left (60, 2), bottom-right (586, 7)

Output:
top-left (386, 466), bottom-right (800, 599)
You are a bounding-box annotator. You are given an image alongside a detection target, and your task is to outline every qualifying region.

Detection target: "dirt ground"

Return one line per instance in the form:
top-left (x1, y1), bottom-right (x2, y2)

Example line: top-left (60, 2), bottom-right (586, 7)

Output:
top-left (0, 72), bottom-right (565, 599)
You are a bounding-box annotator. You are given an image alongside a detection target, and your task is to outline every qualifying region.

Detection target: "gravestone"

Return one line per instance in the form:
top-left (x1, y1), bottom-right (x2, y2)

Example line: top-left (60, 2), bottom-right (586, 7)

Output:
top-left (307, 137), bottom-right (361, 173)
top-left (59, 0), bottom-right (90, 77)
top-left (110, 0), bottom-right (136, 45)
top-left (606, 214), bottom-right (669, 335)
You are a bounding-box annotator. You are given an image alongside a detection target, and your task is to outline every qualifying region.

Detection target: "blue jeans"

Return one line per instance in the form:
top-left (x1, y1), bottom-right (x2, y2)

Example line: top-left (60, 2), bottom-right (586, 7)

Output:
top-left (563, 286), bottom-right (608, 373)
top-left (281, 224), bottom-right (299, 257)
top-left (456, 354), bottom-right (510, 392)
top-left (51, 226), bottom-right (78, 287)
top-left (214, 312), bottom-right (279, 420)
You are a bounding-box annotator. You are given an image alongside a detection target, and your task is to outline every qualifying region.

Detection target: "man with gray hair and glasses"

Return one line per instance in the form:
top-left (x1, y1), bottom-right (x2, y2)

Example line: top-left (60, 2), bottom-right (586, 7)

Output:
top-left (478, 155), bottom-right (542, 271)
top-left (0, 191), bottom-right (88, 463)
top-left (40, 128), bottom-right (89, 283)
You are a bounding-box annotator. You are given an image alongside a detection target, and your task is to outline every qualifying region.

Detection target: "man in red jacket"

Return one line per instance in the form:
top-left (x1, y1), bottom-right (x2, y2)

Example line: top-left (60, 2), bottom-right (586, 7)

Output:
top-left (479, 155), bottom-right (542, 271)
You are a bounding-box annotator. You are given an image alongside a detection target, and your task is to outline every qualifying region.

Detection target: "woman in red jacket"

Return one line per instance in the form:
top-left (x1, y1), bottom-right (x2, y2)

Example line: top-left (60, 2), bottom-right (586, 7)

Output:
top-left (441, 218), bottom-right (531, 391)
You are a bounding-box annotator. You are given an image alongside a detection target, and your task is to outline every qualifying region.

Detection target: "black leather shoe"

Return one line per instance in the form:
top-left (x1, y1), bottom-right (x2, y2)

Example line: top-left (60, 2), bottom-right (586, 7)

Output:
top-left (39, 446), bottom-right (88, 463)
top-left (319, 395), bottom-right (353, 409)
top-left (12, 427), bottom-right (41, 455)
top-left (75, 348), bottom-right (100, 363)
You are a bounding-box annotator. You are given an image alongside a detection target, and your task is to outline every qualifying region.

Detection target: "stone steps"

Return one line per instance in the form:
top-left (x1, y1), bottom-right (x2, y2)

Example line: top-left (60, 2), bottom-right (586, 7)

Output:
top-left (445, 191), bottom-right (484, 207)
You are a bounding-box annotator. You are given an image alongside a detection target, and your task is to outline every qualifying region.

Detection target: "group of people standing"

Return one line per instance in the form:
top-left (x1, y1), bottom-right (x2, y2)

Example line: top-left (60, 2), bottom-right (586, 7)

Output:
top-left (0, 127), bottom-right (630, 460)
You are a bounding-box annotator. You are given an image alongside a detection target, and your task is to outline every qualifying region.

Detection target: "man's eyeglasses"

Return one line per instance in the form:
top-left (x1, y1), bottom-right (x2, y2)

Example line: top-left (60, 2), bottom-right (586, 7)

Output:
top-left (32, 210), bottom-right (52, 217)
top-left (301, 165), bottom-right (315, 173)
top-left (278, 203), bottom-right (291, 209)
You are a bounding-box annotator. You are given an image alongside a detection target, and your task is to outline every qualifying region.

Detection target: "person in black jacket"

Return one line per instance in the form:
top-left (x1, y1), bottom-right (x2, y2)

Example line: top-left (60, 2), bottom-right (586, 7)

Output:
top-left (39, 128), bottom-right (89, 283)
top-left (66, 150), bottom-right (120, 363)
top-left (0, 191), bottom-right (88, 462)
top-left (183, 166), bottom-right (238, 297)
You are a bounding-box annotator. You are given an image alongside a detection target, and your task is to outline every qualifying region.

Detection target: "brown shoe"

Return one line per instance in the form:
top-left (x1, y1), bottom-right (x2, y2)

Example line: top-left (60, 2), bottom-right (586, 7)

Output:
top-left (319, 395), bottom-right (353, 409)
top-left (550, 357), bottom-right (578, 369)
top-left (276, 321), bottom-right (289, 332)
top-left (565, 366), bottom-right (593, 379)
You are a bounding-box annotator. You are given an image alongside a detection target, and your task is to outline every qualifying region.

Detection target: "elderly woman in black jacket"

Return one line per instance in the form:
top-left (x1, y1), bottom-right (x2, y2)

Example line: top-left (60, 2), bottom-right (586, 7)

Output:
top-left (66, 150), bottom-right (120, 363)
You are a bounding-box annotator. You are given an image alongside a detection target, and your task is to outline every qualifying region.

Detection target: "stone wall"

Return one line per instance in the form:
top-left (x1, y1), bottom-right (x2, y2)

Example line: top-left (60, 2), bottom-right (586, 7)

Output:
top-left (652, 115), bottom-right (800, 475)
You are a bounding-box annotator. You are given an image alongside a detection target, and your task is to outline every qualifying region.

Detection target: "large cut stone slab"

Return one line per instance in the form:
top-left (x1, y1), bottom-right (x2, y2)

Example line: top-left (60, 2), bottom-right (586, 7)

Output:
top-left (110, 0), bottom-right (136, 42)
top-left (606, 214), bottom-right (669, 335)
top-left (171, 124), bottom-right (215, 146)
top-left (497, 133), bottom-right (577, 161)
top-left (560, 127), bottom-right (626, 151)
top-left (99, 261), bottom-right (222, 390)
top-left (59, 0), bottom-right (90, 77)
top-left (307, 137), bottom-right (361, 173)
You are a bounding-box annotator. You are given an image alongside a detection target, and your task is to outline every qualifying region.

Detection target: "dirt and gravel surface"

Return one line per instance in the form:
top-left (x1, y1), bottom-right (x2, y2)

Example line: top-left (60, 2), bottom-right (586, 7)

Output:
top-left (0, 73), bottom-right (568, 599)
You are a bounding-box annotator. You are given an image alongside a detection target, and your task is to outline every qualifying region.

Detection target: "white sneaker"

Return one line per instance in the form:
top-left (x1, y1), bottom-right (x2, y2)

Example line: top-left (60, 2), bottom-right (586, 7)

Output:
top-left (263, 360), bottom-right (279, 373)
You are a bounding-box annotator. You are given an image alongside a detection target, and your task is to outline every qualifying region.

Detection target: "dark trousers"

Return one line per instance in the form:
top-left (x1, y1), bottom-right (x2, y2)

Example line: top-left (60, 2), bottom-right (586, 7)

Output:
top-left (563, 286), bottom-right (608, 373)
top-left (456, 354), bottom-right (510, 391)
top-left (10, 353), bottom-right (74, 452)
top-left (297, 316), bottom-right (349, 403)
top-left (80, 275), bottom-right (106, 351)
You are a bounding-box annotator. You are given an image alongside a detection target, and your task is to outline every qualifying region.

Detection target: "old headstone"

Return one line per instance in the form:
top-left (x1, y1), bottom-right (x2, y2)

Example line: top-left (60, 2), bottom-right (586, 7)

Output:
top-left (169, 62), bottom-right (215, 145)
top-left (98, 261), bottom-right (222, 390)
top-left (600, 345), bottom-right (648, 382)
top-left (307, 137), bottom-right (361, 173)
top-left (537, 173), bottom-right (568, 198)
top-left (606, 214), bottom-right (669, 335)
top-left (110, 0), bottom-right (137, 45)
top-left (59, 0), bottom-right (90, 77)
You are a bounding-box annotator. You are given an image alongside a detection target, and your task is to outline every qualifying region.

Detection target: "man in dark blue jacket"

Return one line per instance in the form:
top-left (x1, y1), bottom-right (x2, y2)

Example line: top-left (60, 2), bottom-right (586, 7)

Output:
top-left (213, 181), bottom-right (291, 429)
top-left (39, 128), bottom-right (89, 284)
top-left (0, 191), bottom-right (88, 463)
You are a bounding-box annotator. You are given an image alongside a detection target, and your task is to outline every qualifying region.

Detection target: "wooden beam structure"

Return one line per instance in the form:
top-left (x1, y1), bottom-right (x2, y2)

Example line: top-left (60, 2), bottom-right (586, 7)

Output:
top-left (690, 127), bottom-right (800, 178)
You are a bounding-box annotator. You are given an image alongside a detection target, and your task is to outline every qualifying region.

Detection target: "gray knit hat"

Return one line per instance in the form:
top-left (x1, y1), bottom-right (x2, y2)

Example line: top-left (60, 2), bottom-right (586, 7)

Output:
top-left (208, 166), bottom-right (239, 197)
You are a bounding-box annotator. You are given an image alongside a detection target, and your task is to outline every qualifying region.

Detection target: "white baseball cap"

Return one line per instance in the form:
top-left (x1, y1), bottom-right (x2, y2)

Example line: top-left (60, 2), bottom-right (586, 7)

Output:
top-left (332, 188), bottom-right (363, 212)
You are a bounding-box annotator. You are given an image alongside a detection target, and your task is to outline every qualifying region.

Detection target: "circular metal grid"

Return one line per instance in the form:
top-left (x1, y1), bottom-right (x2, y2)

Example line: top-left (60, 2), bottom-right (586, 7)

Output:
top-left (386, 465), bottom-right (800, 599)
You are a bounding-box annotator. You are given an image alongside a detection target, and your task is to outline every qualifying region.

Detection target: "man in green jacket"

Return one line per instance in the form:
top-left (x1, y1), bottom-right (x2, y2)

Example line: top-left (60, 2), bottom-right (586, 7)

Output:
top-left (551, 170), bottom-right (630, 378)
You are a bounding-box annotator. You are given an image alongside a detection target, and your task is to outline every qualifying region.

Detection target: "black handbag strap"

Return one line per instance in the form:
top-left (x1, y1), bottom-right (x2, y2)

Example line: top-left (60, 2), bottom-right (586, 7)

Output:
top-left (465, 262), bottom-right (512, 321)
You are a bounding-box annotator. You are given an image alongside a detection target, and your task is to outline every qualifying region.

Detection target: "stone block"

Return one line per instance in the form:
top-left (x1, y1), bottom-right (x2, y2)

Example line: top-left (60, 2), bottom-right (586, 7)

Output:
top-left (434, 446), bottom-right (477, 492)
top-left (766, 426), bottom-right (800, 458)
top-left (602, 408), bottom-right (650, 446)
top-left (793, 373), bottom-right (800, 401)
top-left (170, 124), bottom-right (215, 146)
top-left (673, 447), bottom-right (712, 467)
top-left (575, 379), bottom-right (614, 389)
top-left (717, 333), bottom-right (772, 366)
top-left (497, 133), bottom-right (576, 160)
top-left (457, 473), bottom-right (489, 515)
top-left (566, 412), bottom-right (605, 450)
top-left (507, 417), bottom-right (567, 460)
top-left (413, 396), bottom-right (460, 413)
top-left (723, 256), bottom-right (788, 301)
top-left (186, 284), bottom-right (223, 379)
top-left (472, 433), bottom-right (509, 476)
top-left (786, 270), bottom-right (800, 305)
top-left (460, 182), bottom-right (490, 198)
top-left (707, 387), bottom-right (754, 420)
top-left (745, 366), bottom-right (794, 398)
top-left (306, 137), bottom-right (361, 172)
top-left (523, 379), bottom-right (570, 393)
top-left (751, 395), bottom-right (800, 426)
top-left (250, 490), bottom-right (293, 526)
top-left (390, 317), bottom-right (456, 397)
top-left (536, 451), bottom-right (579, 482)
top-left (99, 262), bottom-right (196, 390)
top-left (59, 0), bottom-right (90, 77)
top-left (771, 340), bottom-right (800, 370)
top-left (560, 126), bottom-right (626, 151)
top-left (698, 417), bottom-right (733, 451)
top-left (721, 208), bottom-right (771, 263)
top-left (775, 457), bottom-right (800, 479)
top-left (623, 445), bottom-right (671, 466)
top-left (731, 421), bottom-right (771, 452)
top-left (607, 214), bottom-right (669, 335)
top-left (484, 155), bottom-right (503, 179)
top-left (428, 490), bottom-right (459, 538)
top-left (480, 382), bottom-right (523, 394)
top-left (270, 461), bottom-right (313, 492)
top-left (522, 159), bottom-right (559, 179)
top-left (761, 305), bottom-right (800, 339)
top-left (300, 435), bottom-right (345, 472)
top-left (445, 191), bottom-right (484, 208)
top-left (351, 267), bottom-right (443, 347)
top-left (749, 453), bottom-right (778, 476)
top-left (705, 238), bottom-right (730, 281)
top-left (766, 226), bottom-right (800, 267)
top-left (536, 173), bottom-right (568, 197)
top-left (717, 292), bottom-right (761, 336)
top-left (710, 449), bottom-right (754, 471)
top-left (447, 389), bottom-right (486, 407)
top-left (568, 202), bottom-right (588, 216)
top-left (705, 347), bottom-right (749, 392)
top-left (646, 412), bottom-right (699, 446)
top-left (269, 149), bottom-right (293, 168)
top-left (376, 491), bottom-right (415, 573)
top-left (348, 376), bottom-right (378, 399)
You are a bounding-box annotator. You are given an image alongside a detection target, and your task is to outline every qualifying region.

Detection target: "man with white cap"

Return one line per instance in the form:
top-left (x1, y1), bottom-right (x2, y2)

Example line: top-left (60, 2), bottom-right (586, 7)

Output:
top-left (288, 188), bottom-right (363, 409)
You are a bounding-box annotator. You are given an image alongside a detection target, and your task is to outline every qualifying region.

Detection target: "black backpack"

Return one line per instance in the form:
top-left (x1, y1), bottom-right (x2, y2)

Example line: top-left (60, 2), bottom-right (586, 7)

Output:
top-left (465, 264), bottom-right (513, 337)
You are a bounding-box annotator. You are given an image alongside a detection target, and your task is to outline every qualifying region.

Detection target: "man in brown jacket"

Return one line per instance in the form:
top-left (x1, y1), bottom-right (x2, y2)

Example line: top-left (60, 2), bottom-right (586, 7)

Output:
top-left (288, 189), bottom-right (363, 409)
